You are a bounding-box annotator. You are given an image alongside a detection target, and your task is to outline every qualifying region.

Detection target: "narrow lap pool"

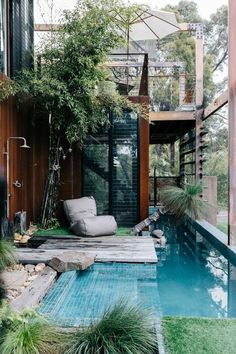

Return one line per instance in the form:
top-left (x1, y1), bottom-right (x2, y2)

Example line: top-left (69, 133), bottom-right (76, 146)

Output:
top-left (39, 216), bottom-right (236, 326)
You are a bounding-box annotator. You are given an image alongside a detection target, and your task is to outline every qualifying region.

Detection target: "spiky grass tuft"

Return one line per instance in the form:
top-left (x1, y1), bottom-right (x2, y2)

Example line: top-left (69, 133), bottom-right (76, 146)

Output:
top-left (161, 183), bottom-right (205, 220)
top-left (0, 240), bottom-right (17, 272)
top-left (0, 308), bottom-right (64, 354)
top-left (63, 301), bottom-right (158, 354)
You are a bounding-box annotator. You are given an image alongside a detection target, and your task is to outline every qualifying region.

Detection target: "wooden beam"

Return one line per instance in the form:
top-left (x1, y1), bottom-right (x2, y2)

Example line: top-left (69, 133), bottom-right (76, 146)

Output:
top-left (228, 0), bottom-right (236, 245)
top-left (203, 90), bottom-right (228, 120)
top-left (195, 36), bottom-right (204, 107)
top-left (100, 61), bottom-right (185, 68)
top-left (35, 22), bottom-right (189, 33)
top-left (149, 111), bottom-right (195, 121)
top-left (34, 24), bottom-right (61, 31)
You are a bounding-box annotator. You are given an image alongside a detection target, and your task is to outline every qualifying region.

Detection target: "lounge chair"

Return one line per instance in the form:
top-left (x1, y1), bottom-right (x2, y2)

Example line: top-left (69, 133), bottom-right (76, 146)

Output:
top-left (63, 196), bottom-right (117, 237)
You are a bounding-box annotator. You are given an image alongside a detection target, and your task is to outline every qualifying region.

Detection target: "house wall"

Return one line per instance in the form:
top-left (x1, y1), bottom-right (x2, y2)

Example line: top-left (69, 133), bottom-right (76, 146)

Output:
top-left (0, 91), bottom-right (49, 224)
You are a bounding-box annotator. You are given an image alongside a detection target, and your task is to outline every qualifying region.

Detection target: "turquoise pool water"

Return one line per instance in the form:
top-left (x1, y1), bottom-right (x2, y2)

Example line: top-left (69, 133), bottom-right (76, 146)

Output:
top-left (39, 216), bottom-right (236, 326)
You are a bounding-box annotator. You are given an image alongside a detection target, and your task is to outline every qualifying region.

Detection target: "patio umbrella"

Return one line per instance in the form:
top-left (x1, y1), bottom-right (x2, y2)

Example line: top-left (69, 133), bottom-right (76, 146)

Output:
top-left (128, 8), bottom-right (181, 42)
top-left (115, 6), bottom-right (180, 48)
top-left (112, 6), bottom-right (180, 94)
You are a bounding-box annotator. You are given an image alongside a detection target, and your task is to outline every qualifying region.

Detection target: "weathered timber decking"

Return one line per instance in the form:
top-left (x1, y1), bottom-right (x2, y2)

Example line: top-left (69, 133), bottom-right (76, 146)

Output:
top-left (16, 236), bottom-right (157, 264)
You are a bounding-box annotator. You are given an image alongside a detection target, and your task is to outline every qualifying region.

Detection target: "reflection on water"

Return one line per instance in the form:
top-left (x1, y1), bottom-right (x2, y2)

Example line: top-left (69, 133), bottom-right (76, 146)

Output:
top-left (156, 216), bottom-right (236, 318)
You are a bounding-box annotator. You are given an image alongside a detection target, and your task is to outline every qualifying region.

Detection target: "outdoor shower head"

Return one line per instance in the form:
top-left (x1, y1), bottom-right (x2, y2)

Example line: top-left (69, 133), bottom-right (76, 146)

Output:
top-left (19, 138), bottom-right (30, 149)
top-left (20, 143), bottom-right (30, 149)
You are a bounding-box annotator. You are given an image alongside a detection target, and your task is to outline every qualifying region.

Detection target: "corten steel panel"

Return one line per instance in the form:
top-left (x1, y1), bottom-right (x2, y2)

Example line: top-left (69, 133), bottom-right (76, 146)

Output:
top-left (0, 88), bottom-right (49, 224)
top-left (228, 0), bottom-right (236, 245)
top-left (202, 176), bottom-right (217, 226)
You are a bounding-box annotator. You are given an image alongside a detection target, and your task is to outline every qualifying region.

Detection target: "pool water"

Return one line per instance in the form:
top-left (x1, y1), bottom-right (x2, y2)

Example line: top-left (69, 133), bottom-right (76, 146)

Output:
top-left (39, 216), bottom-right (236, 326)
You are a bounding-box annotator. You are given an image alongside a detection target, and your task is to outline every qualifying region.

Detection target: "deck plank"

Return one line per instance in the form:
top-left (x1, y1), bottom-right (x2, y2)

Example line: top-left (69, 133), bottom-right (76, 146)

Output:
top-left (16, 236), bottom-right (157, 264)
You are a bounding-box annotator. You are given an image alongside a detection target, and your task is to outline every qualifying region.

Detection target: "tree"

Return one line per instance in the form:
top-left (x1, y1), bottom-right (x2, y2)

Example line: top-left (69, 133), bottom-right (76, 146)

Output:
top-left (1, 0), bottom-right (138, 227)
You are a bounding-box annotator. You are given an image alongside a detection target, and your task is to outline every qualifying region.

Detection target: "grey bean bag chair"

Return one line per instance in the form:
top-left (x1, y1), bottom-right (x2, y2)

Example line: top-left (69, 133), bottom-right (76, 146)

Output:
top-left (64, 196), bottom-right (117, 237)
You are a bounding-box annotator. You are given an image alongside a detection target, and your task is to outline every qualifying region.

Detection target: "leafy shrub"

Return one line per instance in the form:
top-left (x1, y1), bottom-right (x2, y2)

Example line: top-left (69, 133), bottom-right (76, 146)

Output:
top-left (63, 301), bottom-right (158, 354)
top-left (0, 308), bottom-right (64, 354)
top-left (0, 240), bottom-right (16, 272)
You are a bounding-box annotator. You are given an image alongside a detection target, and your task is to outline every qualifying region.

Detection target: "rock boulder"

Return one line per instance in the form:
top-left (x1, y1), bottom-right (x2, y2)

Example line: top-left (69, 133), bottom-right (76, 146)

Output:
top-left (49, 251), bottom-right (95, 273)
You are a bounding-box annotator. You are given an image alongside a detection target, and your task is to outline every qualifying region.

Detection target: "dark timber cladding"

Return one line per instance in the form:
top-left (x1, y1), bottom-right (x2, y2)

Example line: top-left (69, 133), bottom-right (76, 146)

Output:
top-left (228, 0), bottom-right (236, 245)
top-left (0, 89), bottom-right (49, 223)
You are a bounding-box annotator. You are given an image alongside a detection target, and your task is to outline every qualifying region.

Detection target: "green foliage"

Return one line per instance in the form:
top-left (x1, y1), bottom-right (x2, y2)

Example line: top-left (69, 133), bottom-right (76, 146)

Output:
top-left (0, 241), bottom-right (16, 272)
top-left (0, 308), bottom-right (64, 354)
top-left (205, 5), bottom-right (228, 73)
top-left (163, 316), bottom-right (236, 354)
top-left (204, 112), bottom-right (228, 209)
top-left (63, 301), bottom-right (158, 354)
top-left (0, 78), bottom-right (18, 102)
top-left (161, 183), bottom-right (204, 219)
top-left (6, 0), bottom-right (135, 145)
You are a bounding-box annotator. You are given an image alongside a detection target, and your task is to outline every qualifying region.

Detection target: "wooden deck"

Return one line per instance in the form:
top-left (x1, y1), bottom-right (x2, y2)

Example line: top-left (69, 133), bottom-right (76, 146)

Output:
top-left (16, 236), bottom-right (157, 264)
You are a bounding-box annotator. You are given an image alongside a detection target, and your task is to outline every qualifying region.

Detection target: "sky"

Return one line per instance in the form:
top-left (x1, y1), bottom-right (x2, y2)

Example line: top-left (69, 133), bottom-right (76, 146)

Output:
top-left (35, 0), bottom-right (228, 23)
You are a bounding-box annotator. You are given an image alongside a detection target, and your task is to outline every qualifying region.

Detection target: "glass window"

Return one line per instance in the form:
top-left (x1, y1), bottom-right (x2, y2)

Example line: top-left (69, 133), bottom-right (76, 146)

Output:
top-left (82, 111), bottom-right (140, 227)
top-left (0, 0), bottom-right (6, 73)
top-left (10, 0), bottom-right (34, 77)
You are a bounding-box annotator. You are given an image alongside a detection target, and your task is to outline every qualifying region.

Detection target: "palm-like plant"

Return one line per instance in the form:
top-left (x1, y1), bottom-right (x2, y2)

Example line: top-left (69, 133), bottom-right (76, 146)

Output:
top-left (63, 301), bottom-right (158, 354)
top-left (0, 307), bottom-right (64, 354)
top-left (160, 183), bottom-right (205, 220)
top-left (133, 183), bottom-right (205, 234)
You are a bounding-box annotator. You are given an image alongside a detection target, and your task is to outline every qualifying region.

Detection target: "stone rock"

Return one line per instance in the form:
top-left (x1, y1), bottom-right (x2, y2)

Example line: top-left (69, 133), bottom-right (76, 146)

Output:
top-left (19, 235), bottom-right (30, 244)
top-left (155, 236), bottom-right (167, 248)
top-left (1, 270), bottom-right (28, 289)
top-left (14, 233), bottom-right (22, 241)
top-left (35, 263), bottom-right (46, 273)
top-left (23, 281), bottom-right (31, 287)
top-left (28, 275), bottom-right (38, 282)
top-left (152, 229), bottom-right (164, 239)
top-left (49, 251), bottom-right (95, 273)
top-left (25, 264), bottom-right (35, 274)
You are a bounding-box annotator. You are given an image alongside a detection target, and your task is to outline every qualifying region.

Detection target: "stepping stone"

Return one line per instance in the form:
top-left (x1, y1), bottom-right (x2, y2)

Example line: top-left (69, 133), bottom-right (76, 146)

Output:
top-left (152, 229), bottom-right (164, 239)
top-left (48, 251), bottom-right (95, 272)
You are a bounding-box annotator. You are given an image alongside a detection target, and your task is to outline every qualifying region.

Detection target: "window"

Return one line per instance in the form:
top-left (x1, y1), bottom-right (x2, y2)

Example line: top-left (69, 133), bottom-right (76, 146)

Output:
top-left (10, 0), bottom-right (34, 77)
top-left (0, 0), bottom-right (7, 73)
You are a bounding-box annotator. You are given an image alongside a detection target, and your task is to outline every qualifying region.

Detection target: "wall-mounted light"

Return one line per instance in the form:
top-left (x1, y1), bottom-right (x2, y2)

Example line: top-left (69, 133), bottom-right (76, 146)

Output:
top-left (3, 137), bottom-right (30, 218)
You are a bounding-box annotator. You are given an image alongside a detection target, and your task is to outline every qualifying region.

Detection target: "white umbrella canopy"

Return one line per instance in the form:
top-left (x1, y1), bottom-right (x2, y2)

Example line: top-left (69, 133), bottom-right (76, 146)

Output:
top-left (114, 5), bottom-right (180, 43)
top-left (129, 9), bottom-right (181, 41)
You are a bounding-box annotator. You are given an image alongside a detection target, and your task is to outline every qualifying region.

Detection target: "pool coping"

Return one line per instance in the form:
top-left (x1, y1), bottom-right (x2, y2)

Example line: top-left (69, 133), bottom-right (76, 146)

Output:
top-left (186, 218), bottom-right (236, 266)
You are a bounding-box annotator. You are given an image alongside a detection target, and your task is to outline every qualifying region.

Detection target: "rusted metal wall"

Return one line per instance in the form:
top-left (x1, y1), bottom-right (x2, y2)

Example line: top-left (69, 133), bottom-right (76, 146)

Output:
top-left (0, 93), bottom-right (49, 224)
top-left (202, 176), bottom-right (217, 226)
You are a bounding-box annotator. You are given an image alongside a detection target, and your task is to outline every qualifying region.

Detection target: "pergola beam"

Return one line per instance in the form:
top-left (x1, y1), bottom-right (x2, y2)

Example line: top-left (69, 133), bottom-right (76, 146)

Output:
top-left (203, 90), bottom-right (228, 120)
top-left (149, 111), bottom-right (195, 121)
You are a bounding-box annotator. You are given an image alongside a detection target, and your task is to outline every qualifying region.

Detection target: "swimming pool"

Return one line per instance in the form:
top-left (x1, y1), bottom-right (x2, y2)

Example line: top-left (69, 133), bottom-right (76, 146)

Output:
top-left (39, 216), bottom-right (236, 326)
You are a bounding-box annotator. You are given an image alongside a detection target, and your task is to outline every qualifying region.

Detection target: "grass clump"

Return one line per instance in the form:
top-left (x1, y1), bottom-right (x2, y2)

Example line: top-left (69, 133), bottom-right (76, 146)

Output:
top-left (0, 240), bottom-right (16, 271)
top-left (161, 183), bottom-right (205, 220)
top-left (163, 317), bottom-right (236, 354)
top-left (0, 307), bottom-right (64, 354)
top-left (63, 301), bottom-right (158, 354)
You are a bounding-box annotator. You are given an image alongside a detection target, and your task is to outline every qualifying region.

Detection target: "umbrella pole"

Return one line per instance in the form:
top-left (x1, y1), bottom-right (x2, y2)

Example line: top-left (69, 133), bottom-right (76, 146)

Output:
top-left (126, 26), bottom-right (129, 95)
